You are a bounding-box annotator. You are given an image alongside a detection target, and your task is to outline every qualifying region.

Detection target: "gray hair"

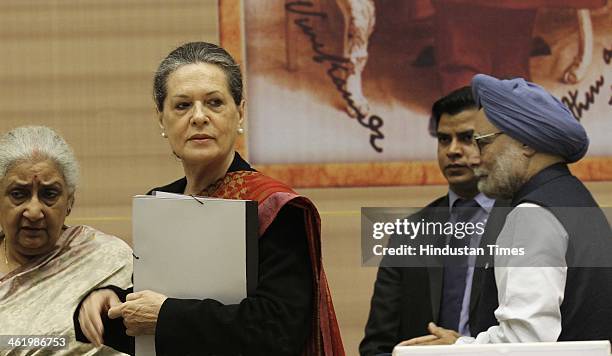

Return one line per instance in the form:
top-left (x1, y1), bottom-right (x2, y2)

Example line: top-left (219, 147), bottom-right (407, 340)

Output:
top-left (0, 126), bottom-right (79, 194)
top-left (153, 42), bottom-right (243, 111)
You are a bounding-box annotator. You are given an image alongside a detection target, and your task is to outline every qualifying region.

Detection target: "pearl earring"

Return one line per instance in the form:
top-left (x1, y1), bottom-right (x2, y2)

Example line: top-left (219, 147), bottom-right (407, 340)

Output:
top-left (237, 127), bottom-right (244, 134)
top-left (161, 132), bottom-right (167, 138)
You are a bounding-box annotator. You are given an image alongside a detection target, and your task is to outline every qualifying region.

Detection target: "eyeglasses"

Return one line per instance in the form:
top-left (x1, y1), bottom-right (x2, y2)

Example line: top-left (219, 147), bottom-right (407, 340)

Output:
top-left (473, 132), bottom-right (504, 151)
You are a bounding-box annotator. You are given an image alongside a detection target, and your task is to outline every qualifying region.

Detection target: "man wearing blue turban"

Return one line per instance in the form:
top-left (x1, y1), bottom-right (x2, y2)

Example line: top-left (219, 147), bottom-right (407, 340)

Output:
top-left (398, 74), bottom-right (612, 346)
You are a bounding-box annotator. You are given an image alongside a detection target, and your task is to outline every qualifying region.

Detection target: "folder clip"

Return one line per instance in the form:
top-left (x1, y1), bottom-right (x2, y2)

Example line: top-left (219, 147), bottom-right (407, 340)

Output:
top-left (190, 195), bottom-right (205, 205)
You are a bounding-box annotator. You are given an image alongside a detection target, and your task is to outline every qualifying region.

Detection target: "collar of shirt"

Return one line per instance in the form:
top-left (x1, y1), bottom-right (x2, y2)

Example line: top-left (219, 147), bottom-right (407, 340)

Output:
top-left (448, 190), bottom-right (496, 214)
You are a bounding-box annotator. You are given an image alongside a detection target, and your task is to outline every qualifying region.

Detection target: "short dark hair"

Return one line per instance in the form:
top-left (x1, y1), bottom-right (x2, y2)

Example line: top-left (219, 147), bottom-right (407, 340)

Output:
top-left (428, 86), bottom-right (476, 136)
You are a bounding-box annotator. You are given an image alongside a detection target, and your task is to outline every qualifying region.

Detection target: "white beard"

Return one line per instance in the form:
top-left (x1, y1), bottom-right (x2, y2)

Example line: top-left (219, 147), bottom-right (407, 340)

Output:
top-left (476, 145), bottom-right (527, 199)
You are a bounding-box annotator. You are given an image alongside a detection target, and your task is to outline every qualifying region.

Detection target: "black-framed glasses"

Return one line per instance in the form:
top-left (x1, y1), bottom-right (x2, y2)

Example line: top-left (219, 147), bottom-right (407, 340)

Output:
top-left (473, 132), bottom-right (504, 151)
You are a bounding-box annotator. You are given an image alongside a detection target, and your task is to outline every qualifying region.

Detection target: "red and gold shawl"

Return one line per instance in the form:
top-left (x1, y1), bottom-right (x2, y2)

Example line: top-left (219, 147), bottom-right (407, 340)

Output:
top-left (201, 171), bottom-right (345, 356)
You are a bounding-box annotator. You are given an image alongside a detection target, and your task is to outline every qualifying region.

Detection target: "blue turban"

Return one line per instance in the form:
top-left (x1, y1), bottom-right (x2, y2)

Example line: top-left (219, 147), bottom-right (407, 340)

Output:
top-left (471, 74), bottom-right (589, 163)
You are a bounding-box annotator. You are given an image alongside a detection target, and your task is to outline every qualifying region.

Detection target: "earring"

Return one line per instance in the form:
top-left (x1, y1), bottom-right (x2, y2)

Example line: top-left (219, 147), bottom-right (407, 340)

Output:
top-left (161, 132), bottom-right (167, 138)
top-left (237, 127), bottom-right (244, 134)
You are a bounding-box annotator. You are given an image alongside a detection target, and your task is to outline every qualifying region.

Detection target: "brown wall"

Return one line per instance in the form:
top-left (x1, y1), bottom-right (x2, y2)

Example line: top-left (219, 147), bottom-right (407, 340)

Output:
top-left (2, 2), bottom-right (611, 355)
top-left (0, 0), bottom-right (218, 214)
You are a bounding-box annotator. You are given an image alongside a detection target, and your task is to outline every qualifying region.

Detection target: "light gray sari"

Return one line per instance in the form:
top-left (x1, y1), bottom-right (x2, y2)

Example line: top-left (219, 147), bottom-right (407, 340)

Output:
top-left (0, 225), bottom-right (132, 355)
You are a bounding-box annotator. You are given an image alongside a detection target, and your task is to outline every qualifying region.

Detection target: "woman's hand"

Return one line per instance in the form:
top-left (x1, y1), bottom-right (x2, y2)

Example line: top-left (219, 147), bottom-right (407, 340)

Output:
top-left (78, 289), bottom-right (121, 347)
top-left (108, 290), bottom-right (168, 336)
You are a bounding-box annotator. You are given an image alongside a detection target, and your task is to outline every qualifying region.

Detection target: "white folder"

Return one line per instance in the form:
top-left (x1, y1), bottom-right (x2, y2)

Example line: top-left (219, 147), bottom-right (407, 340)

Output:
top-left (132, 193), bottom-right (258, 355)
top-left (392, 340), bottom-right (611, 356)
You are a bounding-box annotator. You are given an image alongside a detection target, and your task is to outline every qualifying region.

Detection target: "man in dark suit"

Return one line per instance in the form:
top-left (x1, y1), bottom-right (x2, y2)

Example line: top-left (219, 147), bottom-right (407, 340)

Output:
top-left (360, 86), bottom-right (495, 356)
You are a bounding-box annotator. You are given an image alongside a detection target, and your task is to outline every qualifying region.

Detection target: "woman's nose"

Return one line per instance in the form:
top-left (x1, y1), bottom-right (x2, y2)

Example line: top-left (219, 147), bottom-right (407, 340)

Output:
top-left (191, 102), bottom-right (210, 126)
top-left (23, 197), bottom-right (44, 221)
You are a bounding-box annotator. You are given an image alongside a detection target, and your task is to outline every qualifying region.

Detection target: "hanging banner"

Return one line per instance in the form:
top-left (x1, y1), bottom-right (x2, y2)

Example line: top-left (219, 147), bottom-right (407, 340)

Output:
top-left (220, 0), bottom-right (612, 187)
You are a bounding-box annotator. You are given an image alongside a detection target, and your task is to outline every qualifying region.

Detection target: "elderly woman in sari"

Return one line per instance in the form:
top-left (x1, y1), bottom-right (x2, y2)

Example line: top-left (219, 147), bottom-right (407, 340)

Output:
top-left (78, 42), bottom-right (345, 356)
top-left (0, 126), bottom-right (132, 355)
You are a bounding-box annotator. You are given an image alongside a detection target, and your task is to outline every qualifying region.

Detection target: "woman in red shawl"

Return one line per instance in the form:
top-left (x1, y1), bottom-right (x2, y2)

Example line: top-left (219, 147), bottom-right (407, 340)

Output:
top-left (77, 42), bottom-right (344, 356)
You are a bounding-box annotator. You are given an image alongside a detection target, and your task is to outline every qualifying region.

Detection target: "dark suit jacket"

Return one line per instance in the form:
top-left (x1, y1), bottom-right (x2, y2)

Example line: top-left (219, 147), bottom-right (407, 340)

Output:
top-left (360, 196), bottom-right (504, 356)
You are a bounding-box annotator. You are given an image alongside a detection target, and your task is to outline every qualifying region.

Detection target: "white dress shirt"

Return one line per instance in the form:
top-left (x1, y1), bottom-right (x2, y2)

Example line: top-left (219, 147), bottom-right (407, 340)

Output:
top-left (456, 202), bottom-right (569, 344)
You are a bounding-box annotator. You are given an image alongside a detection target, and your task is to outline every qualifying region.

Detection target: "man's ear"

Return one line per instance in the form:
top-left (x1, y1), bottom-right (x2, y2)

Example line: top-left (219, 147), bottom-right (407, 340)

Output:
top-left (522, 144), bottom-right (536, 158)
